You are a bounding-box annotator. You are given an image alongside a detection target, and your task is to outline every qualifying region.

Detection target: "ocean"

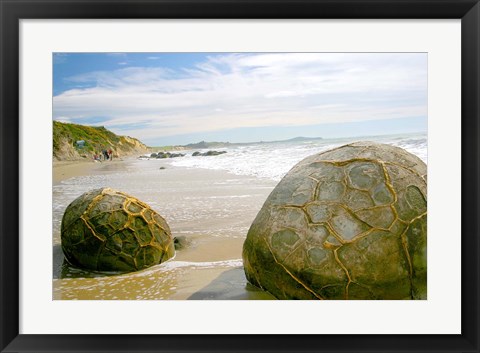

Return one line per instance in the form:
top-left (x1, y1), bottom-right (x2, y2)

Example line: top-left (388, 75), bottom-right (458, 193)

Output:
top-left (169, 132), bottom-right (427, 181)
top-left (52, 132), bottom-right (427, 300)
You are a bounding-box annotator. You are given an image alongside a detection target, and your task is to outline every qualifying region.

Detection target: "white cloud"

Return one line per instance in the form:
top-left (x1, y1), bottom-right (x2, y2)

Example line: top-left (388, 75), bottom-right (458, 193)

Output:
top-left (53, 53), bottom-right (427, 142)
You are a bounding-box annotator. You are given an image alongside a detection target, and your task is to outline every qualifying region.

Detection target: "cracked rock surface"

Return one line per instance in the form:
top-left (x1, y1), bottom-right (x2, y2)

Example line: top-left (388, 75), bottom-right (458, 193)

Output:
top-left (61, 187), bottom-right (175, 273)
top-left (242, 142), bottom-right (427, 300)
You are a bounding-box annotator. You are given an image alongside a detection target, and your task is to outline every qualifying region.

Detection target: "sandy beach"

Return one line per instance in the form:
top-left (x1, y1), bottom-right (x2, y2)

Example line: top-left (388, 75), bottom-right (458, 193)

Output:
top-left (53, 158), bottom-right (132, 185)
top-left (52, 157), bottom-right (277, 300)
top-left (53, 160), bottom-right (99, 185)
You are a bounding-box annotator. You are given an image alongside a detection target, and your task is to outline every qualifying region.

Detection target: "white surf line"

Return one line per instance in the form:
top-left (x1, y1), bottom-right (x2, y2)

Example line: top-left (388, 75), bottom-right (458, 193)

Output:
top-left (53, 259), bottom-right (245, 284)
top-left (160, 259), bottom-right (243, 270)
top-left (115, 258), bottom-right (244, 279)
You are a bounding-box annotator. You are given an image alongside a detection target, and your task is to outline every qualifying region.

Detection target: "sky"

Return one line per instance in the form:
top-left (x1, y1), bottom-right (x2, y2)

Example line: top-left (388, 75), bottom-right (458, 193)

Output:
top-left (53, 52), bottom-right (427, 146)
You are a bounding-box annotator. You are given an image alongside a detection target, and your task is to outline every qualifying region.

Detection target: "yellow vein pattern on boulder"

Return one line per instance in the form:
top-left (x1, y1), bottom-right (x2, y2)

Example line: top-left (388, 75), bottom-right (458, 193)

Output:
top-left (243, 142), bottom-right (427, 300)
top-left (61, 188), bottom-right (175, 273)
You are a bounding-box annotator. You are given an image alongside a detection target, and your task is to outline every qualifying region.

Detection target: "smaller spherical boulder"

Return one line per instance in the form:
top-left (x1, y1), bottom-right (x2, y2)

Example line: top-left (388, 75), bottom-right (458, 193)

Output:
top-left (61, 187), bottom-right (175, 273)
top-left (243, 142), bottom-right (427, 300)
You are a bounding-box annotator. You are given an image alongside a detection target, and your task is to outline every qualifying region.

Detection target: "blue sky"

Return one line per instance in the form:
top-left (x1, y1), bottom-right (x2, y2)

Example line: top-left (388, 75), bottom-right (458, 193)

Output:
top-left (53, 53), bottom-right (427, 146)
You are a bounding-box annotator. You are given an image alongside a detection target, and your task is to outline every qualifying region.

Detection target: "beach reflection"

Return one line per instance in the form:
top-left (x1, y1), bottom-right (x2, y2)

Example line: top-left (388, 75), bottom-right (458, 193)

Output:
top-left (52, 158), bottom-right (276, 300)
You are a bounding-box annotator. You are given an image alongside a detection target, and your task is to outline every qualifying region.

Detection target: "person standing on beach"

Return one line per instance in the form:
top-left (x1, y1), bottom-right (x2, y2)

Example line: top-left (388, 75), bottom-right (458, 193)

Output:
top-left (108, 149), bottom-right (113, 161)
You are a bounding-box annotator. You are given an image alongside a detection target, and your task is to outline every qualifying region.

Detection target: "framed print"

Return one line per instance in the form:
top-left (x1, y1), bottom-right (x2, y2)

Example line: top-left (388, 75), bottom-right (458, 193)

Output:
top-left (1, 0), bottom-right (479, 352)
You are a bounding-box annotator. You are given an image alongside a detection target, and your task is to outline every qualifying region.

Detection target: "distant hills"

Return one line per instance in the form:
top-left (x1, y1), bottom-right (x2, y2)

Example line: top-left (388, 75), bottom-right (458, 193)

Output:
top-left (284, 136), bottom-right (323, 142)
top-left (53, 121), bottom-right (149, 161)
top-left (53, 120), bottom-right (323, 160)
top-left (181, 136), bottom-right (323, 149)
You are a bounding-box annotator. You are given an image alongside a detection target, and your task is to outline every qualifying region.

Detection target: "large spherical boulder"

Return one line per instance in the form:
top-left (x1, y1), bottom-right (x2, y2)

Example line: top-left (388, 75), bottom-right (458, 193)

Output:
top-left (61, 187), bottom-right (175, 273)
top-left (243, 142), bottom-right (427, 300)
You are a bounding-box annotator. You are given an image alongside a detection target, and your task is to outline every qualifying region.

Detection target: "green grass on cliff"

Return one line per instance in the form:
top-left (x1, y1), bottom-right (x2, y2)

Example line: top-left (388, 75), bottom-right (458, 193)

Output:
top-left (53, 121), bottom-right (123, 153)
top-left (53, 121), bottom-right (148, 159)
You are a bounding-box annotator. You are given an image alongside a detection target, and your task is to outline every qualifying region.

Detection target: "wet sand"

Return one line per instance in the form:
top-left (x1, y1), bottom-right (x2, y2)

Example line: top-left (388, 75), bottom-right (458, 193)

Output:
top-left (52, 158), bottom-right (277, 300)
top-left (53, 159), bottom-right (128, 185)
top-left (53, 160), bottom-right (99, 185)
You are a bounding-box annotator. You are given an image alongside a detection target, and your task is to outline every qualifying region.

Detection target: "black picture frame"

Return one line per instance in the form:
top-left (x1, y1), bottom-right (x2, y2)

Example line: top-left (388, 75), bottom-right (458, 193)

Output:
top-left (1, 1), bottom-right (479, 352)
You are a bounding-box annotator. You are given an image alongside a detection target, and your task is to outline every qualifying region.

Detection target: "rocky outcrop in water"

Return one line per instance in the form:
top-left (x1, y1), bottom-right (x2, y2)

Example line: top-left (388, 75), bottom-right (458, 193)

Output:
top-left (192, 150), bottom-right (227, 157)
top-left (154, 152), bottom-right (185, 159)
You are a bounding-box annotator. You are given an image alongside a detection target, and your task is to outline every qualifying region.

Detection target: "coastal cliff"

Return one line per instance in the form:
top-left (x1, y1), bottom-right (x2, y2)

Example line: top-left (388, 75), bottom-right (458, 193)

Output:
top-left (53, 121), bottom-right (149, 161)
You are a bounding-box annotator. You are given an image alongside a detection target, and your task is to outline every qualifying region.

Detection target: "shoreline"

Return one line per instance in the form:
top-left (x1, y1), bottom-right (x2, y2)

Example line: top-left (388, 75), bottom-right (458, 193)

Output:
top-left (53, 157), bottom-right (135, 185)
top-left (53, 156), bottom-right (278, 300)
top-left (53, 160), bottom-right (100, 185)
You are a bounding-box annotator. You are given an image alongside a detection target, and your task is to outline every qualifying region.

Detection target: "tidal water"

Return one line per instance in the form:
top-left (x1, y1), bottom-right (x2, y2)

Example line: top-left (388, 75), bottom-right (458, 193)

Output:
top-left (53, 132), bottom-right (427, 300)
top-left (170, 132), bottom-right (427, 181)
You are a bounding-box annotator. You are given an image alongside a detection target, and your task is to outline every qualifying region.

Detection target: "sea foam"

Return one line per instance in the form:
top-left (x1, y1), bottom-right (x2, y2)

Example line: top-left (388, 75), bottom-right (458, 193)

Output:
top-left (171, 132), bottom-right (427, 181)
